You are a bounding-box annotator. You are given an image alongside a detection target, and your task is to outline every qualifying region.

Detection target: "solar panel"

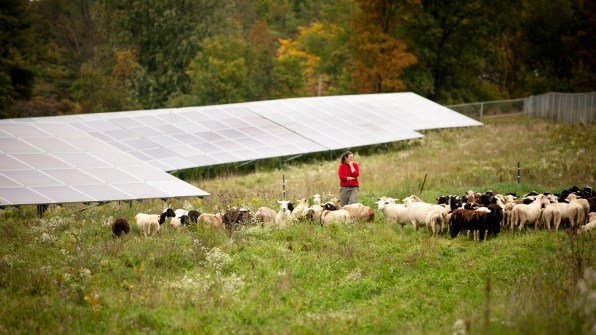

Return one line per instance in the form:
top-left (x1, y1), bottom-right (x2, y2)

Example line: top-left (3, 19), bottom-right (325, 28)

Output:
top-left (246, 95), bottom-right (426, 150)
top-left (0, 122), bottom-right (209, 207)
top-left (1, 92), bottom-right (481, 208)
top-left (57, 105), bottom-right (330, 170)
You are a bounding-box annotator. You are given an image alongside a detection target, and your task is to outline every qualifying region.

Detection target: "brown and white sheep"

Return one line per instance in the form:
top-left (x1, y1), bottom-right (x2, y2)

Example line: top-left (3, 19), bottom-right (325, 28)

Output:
top-left (255, 206), bottom-right (277, 224)
top-left (197, 212), bottom-right (224, 228)
top-left (329, 197), bottom-right (375, 222)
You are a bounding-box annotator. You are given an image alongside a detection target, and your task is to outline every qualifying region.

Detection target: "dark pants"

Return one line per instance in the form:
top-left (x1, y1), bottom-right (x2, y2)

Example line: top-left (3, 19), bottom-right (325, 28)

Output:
top-left (339, 187), bottom-right (359, 206)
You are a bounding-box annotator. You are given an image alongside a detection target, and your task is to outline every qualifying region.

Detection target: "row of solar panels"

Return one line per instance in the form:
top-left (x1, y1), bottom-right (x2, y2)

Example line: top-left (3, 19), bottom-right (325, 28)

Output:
top-left (0, 92), bottom-right (482, 207)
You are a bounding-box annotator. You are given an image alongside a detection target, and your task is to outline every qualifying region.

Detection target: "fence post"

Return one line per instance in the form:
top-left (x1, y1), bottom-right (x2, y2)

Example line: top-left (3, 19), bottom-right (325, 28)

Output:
top-left (282, 174), bottom-right (286, 199)
top-left (517, 162), bottom-right (521, 183)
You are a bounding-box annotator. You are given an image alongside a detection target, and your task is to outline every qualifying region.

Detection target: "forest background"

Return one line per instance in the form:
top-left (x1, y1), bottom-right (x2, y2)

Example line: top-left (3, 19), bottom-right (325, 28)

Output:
top-left (1, 0), bottom-right (595, 119)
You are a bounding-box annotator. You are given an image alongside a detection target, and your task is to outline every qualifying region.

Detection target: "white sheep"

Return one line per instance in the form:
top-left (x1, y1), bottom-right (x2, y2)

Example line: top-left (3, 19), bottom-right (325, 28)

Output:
top-left (501, 194), bottom-right (518, 228)
top-left (255, 206), bottom-right (277, 224)
top-left (291, 198), bottom-right (310, 221)
top-left (546, 194), bottom-right (584, 229)
top-left (510, 194), bottom-right (549, 231)
top-left (319, 202), bottom-right (352, 226)
top-left (135, 208), bottom-right (175, 237)
top-left (540, 202), bottom-right (561, 230)
top-left (273, 200), bottom-right (294, 228)
top-left (312, 194), bottom-right (322, 206)
top-left (402, 195), bottom-right (446, 230)
top-left (577, 212), bottom-right (596, 234)
top-left (375, 197), bottom-right (409, 227)
top-left (566, 193), bottom-right (589, 225)
top-left (425, 208), bottom-right (446, 236)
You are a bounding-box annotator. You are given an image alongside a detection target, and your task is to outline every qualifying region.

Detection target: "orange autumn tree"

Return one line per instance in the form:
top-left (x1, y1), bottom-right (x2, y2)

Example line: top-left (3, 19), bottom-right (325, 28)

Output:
top-left (276, 22), bottom-right (347, 96)
top-left (349, 0), bottom-right (418, 93)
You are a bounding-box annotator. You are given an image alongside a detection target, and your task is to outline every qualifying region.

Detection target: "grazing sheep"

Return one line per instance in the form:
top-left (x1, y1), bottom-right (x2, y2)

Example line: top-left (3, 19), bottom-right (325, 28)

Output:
top-left (565, 193), bottom-right (589, 225)
top-left (510, 194), bottom-right (549, 231)
top-left (307, 194), bottom-right (324, 222)
top-left (402, 195), bottom-right (446, 230)
top-left (546, 194), bottom-right (583, 229)
top-left (291, 198), bottom-right (310, 221)
top-left (319, 202), bottom-right (352, 226)
top-left (255, 206), bottom-right (277, 224)
top-left (188, 210), bottom-right (201, 223)
top-left (274, 200), bottom-right (294, 228)
top-left (577, 213), bottom-right (596, 234)
top-left (450, 204), bottom-right (503, 240)
top-left (330, 197), bottom-right (375, 222)
top-left (170, 214), bottom-right (191, 228)
top-left (502, 194), bottom-right (518, 228)
top-left (135, 208), bottom-right (175, 237)
top-left (376, 197), bottom-right (409, 227)
top-left (425, 208), bottom-right (446, 236)
top-left (312, 194), bottom-right (322, 206)
top-left (540, 202), bottom-right (561, 230)
top-left (197, 213), bottom-right (224, 228)
top-left (223, 207), bottom-right (253, 230)
top-left (174, 208), bottom-right (188, 217)
top-left (112, 217), bottom-right (130, 237)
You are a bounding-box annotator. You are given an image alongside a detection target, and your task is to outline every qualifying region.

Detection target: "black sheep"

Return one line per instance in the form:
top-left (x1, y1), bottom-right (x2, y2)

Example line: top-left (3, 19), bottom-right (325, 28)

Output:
top-left (450, 204), bottom-right (503, 241)
top-left (112, 217), bottom-right (130, 237)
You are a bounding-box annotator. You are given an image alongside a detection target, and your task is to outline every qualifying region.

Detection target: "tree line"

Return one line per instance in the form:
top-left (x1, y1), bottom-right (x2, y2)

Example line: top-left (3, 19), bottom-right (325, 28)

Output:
top-left (1, 0), bottom-right (594, 119)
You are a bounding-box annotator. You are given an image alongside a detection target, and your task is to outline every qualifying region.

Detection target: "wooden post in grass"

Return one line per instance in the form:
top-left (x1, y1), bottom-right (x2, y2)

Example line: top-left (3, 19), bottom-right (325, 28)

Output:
top-left (419, 173), bottom-right (427, 195)
top-left (517, 162), bottom-right (521, 183)
top-left (282, 174), bottom-right (286, 199)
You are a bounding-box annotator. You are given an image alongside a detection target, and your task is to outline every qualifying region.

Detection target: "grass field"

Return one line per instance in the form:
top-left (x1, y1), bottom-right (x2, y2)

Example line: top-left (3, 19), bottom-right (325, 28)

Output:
top-left (0, 115), bottom-right (595, 334)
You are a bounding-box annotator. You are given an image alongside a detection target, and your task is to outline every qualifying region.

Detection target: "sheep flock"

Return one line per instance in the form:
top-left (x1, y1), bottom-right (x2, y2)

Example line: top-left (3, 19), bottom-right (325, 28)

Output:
top-left (120, 186), bottom-right (595, 241)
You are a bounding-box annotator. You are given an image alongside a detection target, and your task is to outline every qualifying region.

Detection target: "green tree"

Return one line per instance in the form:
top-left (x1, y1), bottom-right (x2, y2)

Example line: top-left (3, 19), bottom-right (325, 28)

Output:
top-left (517, 0), bottom-right (596, 94)
top-left (186, 36), bottom-right (250, 105)
top-left (0, 0), bottom-right (36, 117)
top-left (245, 20), bottom-right (277, 101)
top-left (101, 0), bottom-right (234, 109)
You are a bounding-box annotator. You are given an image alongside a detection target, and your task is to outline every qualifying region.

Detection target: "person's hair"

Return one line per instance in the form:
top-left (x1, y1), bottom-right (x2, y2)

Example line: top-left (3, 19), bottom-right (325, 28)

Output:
top-left (340, 151), bottom-right (353, 164)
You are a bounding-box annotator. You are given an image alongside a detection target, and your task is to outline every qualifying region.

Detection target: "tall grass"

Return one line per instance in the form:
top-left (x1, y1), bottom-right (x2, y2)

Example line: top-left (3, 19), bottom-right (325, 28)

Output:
top-left (0, 115), bottom-right (594, 334)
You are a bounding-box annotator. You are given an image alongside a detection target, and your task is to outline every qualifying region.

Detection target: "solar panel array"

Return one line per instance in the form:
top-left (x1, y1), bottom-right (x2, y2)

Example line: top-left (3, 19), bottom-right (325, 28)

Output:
top-left (0, 92), bottom-right (482, 206)
top-left (0, 122), bottom-right (209, 206)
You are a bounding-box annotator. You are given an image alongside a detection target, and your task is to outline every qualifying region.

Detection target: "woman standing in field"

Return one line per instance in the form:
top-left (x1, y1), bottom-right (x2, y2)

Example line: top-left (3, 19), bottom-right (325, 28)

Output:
top-left (338, 151), bottom-right (359, 206)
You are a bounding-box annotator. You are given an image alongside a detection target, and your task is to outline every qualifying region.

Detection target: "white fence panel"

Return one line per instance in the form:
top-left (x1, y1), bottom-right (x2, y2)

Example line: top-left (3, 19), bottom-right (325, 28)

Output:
top-left (447, 91), bottom-right (595, 124)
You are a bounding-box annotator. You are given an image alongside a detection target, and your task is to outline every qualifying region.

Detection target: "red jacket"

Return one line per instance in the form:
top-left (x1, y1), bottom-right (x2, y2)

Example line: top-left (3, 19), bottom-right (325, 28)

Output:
top-left (338, 162), bottom-right (360, 187)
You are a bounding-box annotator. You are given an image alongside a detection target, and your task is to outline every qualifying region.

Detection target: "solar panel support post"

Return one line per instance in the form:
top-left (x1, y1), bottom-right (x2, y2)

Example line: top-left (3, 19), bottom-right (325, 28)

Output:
top-left (37, 204), bottom-right (48, 218)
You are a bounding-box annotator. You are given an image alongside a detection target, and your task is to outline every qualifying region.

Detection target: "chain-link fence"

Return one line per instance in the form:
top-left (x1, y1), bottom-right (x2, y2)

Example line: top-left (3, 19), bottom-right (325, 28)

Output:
top-left (447, 91), bottom-right (596, 124)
